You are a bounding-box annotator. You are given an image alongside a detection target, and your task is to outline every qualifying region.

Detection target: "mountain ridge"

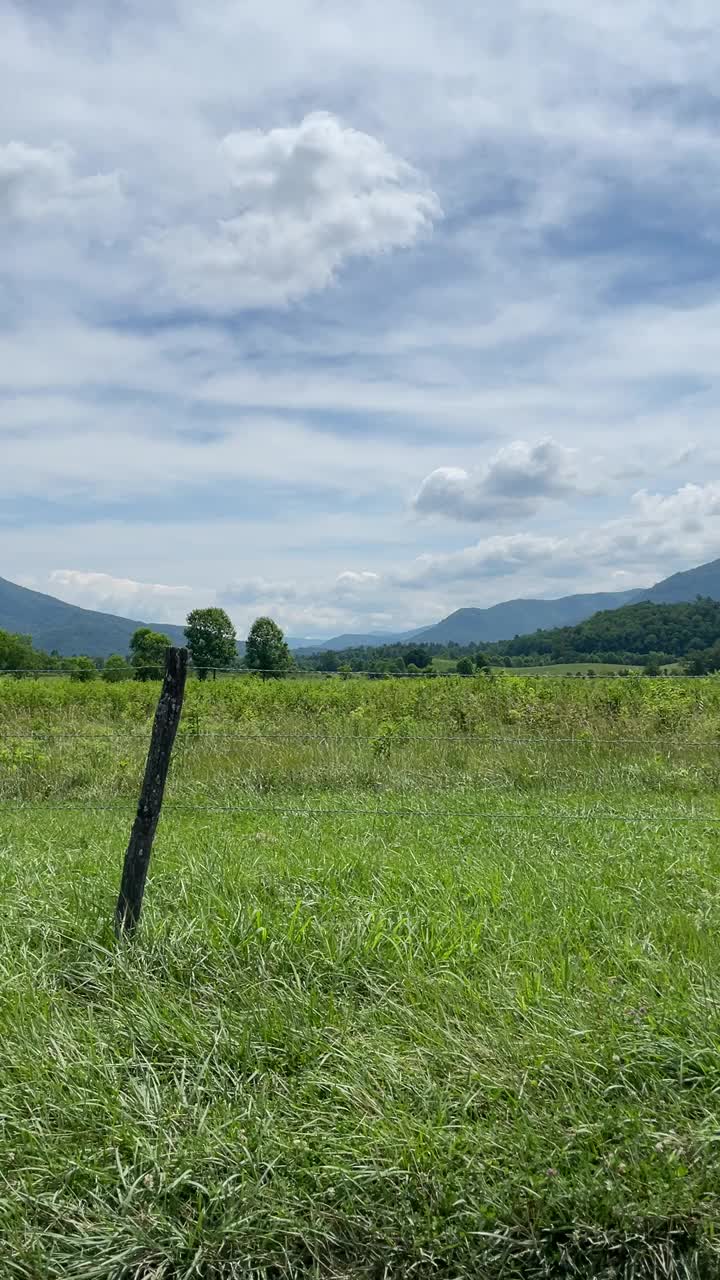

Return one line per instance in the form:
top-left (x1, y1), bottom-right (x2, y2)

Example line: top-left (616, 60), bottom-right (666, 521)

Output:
top-left (2, 556), bottom-right (720, 657)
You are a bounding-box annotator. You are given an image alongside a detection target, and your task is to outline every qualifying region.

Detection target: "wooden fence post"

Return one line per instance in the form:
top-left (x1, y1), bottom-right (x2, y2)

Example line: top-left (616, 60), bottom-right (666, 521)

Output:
top-left (115, 646), bottom-right (188, 936)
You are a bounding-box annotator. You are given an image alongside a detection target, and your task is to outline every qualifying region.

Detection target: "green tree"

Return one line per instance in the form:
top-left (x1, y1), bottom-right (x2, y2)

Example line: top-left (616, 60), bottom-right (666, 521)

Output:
top-left (244, 617), bottom-right (292, 679)
top-left (69, 656), bottom-right (97, 682)
top-left (103, 654), bottom-right (132, 682)
top-left (184, 607), bottom-right (238, 680)
top-left (316, 651), bottom-right (340, 673)
top-left (475, 652), bottom-right (491, 671)
top-left (456, 656), bottom-right (474, 675)
top-left (0, 629), bottom-right (45, 673)
top-left (130, 628), bottom-right (171, 681)
top-left (402, 647), bottom-right (431, 670)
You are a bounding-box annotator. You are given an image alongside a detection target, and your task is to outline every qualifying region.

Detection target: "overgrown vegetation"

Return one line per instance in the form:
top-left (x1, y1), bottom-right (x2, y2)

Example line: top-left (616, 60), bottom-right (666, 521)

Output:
top-left (1, 673), bottom-right (720, 1277)
top-left (299, 598), bottom-right (720, 674)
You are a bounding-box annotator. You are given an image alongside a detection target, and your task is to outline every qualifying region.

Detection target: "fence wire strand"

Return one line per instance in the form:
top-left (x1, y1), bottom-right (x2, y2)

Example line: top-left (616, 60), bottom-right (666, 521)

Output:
top-left (3, 729), bottom-right (718, 748)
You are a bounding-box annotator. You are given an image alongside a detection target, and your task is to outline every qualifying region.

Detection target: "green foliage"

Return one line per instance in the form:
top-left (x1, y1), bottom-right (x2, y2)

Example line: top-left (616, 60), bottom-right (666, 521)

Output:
top-left (683, 640), bottom-right (720, 676)
top-left (456, 656), bottom-right (475, 675)
top-left (102, 654), bottom-right (132, 682)
top-left (498, 598), bottom-right (720, 664)
top-left (2, 674), bottom-right (720, 1276)
top-left (184, 607), bottom-right (238, 680)
top-left (244, 616), bottom-right (292, 678)
top-left (129, 627), bottom-right (171, 681)
top-left (295, 599), bottom-right (720, 675)
top-left (402, 646), bottom-right (431, 669)
top-left (67, 656), bottom-right (97, 682)
top-left (0, 627), bottom-right (48, 672)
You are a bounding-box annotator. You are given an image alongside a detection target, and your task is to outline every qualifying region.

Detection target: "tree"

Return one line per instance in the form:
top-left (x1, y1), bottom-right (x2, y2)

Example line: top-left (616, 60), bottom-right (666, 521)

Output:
top-left (0, 629), bottom-right (49, 673)
top-left (184, 607), bottom-right (238, 680)
top-left (69, 656), bottom-right (97, 682)
top-left (244, 617), bottom-right (292, 678)
top-left (475, 652), bottom-right (491, 672)
top-left (402, 647), bottom-right (431, 670)
top-left (130, 628), bottom-right (171, 681)
top-left (456, 657), bottom-right (474, 675)
top-left (103, 654), bottom-right (132, 682)
top-left (316, 651), bottom-right (340, 673)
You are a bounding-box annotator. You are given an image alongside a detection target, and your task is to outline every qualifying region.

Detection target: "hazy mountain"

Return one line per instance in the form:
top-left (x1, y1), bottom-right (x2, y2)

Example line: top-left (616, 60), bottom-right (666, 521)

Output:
top-left (295, 632), bottom-right (406, 654)
top-left (409, 590), bottom-right (645, 646)
top-left (0, 576), bottom-right (308, 657)
top-left (0, 576), bottom-right (190, 657)
top-left (642, 558), bottom-right (720, 604)
top-left (311, 557), bottom-right (720, 650)
top-left (3, 555), bottom-right (720, 658)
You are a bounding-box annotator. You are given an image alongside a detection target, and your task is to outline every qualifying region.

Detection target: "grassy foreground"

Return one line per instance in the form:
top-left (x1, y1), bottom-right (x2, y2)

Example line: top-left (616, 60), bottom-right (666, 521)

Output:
top-left (1, 674), bottom-right (720, 1278)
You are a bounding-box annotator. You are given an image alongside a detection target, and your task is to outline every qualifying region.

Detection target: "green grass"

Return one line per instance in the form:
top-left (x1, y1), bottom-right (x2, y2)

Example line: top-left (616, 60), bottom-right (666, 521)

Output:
top-left (514, 662), bottom-right (643, 676)
top-left (2, 674), bottom-right (720, 1278)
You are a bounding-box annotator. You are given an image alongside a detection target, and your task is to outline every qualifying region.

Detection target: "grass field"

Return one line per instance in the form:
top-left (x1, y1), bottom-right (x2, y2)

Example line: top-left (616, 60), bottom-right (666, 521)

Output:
top-left (503, 662), bottom-right (642, 677)
top-left (2, 673), bottom-right (720, 1278)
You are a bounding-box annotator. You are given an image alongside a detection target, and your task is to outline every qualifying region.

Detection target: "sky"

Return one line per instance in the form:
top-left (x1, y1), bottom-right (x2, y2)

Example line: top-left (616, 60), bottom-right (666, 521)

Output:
top-left (3, 0), bottom-right (720, 640)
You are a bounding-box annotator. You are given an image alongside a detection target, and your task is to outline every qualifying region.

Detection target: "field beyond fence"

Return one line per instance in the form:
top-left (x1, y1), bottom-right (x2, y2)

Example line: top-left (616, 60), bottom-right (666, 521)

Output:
top-left (1, 672), bottom-right (720, 1278)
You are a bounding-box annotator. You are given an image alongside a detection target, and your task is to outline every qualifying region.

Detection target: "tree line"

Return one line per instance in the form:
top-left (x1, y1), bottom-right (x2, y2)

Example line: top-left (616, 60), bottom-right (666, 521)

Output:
top-left (294, 599), bottom-right (720, 675)
top-left (3, 598), bottom-right (720, 680)
top-left (0, 612), bottom-right (293, 680)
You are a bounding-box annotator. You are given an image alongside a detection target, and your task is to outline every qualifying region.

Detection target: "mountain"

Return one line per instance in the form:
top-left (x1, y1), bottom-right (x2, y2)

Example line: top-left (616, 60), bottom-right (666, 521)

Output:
top-left (643, 558), bottom-right (720, 604)
top-left (311, 557), bottom-right (720, 650)
top-left (496, 596), bottom-right (720, 662)
top-left (410, 590), bottom-right (645, 646)
top-left (0, 576), bottom-right (189, 657)
top-left (0, 576), bottom-right (312, 657)
top-left (295, 631), bottom-right (406, 654)
top-left (4, 555), bottom-right (720, 658)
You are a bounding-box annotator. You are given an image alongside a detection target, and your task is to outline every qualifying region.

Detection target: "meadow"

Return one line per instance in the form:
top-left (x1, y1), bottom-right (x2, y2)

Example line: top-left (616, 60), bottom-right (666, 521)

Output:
top-left (1, 672), bottom-right (720, 1278)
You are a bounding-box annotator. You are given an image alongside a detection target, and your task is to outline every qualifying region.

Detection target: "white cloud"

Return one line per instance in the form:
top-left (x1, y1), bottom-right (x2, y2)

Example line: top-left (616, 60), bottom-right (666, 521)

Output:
top-left (0, 141), bottom-right (123, 227)
top-left (413, 439), bottom-right (583, 522)
top-left (5, 1), bottom-right (720, 632)
top-left (143, 112), bottom-right (441, 308)
top-left (399, 483), bottom-right (720, 590)
top-left (335, 570), bottom-right (382, 594)
top-left (47, 570), bottom-right (195, 622)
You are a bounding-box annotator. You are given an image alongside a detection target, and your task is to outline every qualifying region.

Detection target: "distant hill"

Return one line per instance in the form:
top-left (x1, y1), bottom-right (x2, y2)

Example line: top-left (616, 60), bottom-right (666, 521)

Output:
top-left (0, 576), bottom-right (189, 657)
top-left (409, 590), bottom-right (645, 646)
top-left (295, 631), bottom-right (405, 654)
top-left (495, 596), bottom-right (720, 663)
top-left (4, 555), bottom-right (720, 658)
top-left (310, 557), bottom-right (720, 650)
top-left (642, 558), bottom-right (720, 604)
top-left (0, 576), bottom-right (316, 657)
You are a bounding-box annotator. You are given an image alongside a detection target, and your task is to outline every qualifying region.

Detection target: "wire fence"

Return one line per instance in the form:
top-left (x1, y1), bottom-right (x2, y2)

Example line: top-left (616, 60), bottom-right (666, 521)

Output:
top-left (2, 659), bottom-right (719, 833)
top-left (3, 728), bottom-right (719, 748)
top-left (0, 665), bottom-right (699, 681)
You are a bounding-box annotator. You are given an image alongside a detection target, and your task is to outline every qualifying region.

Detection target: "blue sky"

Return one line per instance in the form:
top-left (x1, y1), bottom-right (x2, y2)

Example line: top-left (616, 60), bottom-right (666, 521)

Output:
top-left (2, 0), bottom-right (720, 639)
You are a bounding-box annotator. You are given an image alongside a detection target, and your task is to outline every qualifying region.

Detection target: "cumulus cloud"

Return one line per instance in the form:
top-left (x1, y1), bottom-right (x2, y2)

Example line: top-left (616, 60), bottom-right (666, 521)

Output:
top-left (0, 141), bottom-right (123, 227)
top-left (144, 112), bottom-right (441, 308)
top-left (397, 534), bottom-right (565, 587)
top-left (400, 482), bottom-right (720, 590)
top-left (220, 577), bottom-right (301, 606)
top-left (413, 439), bottom-right (583, 523)
top-left (335, 570), bottom-right (382, 595)
top-left (47, 570), bottom-right (195, 621)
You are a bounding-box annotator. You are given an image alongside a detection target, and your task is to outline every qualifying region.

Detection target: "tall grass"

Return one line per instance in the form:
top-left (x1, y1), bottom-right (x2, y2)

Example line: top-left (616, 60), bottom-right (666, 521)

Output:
top-left (1, 675), bottom-right (719, 1277)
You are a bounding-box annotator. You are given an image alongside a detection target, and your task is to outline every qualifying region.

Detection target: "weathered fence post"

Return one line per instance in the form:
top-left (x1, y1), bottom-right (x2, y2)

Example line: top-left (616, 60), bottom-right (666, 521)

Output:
top-left (115, 646), bottom-right (188, 936)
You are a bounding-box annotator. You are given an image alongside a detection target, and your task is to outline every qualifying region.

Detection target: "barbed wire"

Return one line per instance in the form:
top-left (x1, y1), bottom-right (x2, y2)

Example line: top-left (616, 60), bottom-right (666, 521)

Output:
top-left (0, 798), bottom-right (718, 825)
top-left (2, 728), bottom-right (718, 748)
top-left (0, 666), bottom-right (698, 681)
